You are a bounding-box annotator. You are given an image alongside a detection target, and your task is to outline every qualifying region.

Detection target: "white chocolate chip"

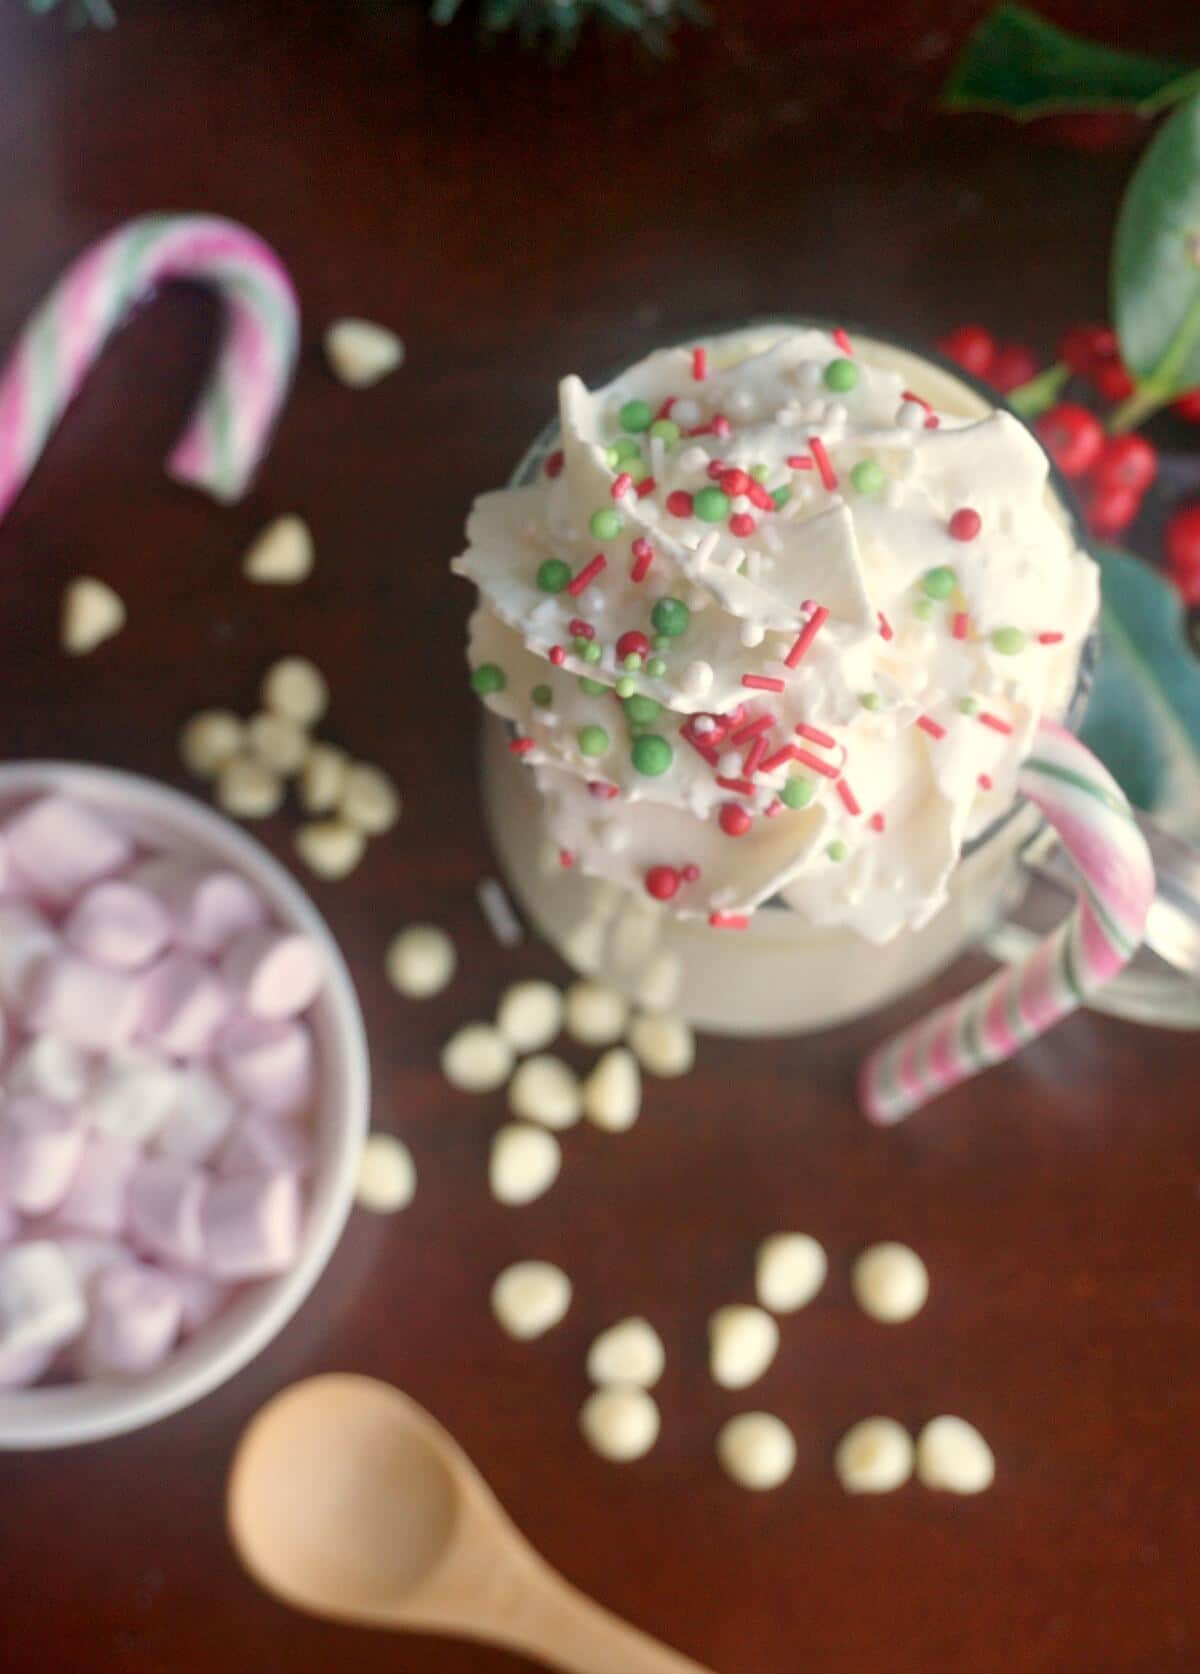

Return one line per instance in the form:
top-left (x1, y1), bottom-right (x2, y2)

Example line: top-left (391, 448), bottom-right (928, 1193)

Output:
top-left (495, 979), bottom-right (563, 1053)
top-left (491, 1260), bottom-right (571, 1341)
top-left (708, 1304), bottom-right (779, 1390)
top-left (242, 515), bottom-right (314, 585)
top-left (262, 656), bottom-right (329, 727)
top-left (325, 317), bottom-right (405, 388)
top-left (489, 1122), bottom-right (561, 1205)
top-left (216, 754), bottom-right (284, 819)
top-left (340, 763), bottom-right (402, 835)
top-left (179, 710), bottom-right (245, 779)
top-left (915, 1416), bottom-right (995, 1494)
top-left (560, 918), bottom-right (604, 974)
top-left (628, 1012), bottom-right (694, 1078)
top-left (635, 952), bottom-right (682, 1012)
top-left (508, 1054), bottom-right (581, 1129)
top-left (756, 1234), bottom-right (827, 1314)
top-left (579, 1386), bottom-right (660, 1462)
top-left (852, 1242), bottom-right (929, 1324)
top-left (355, 1133), bottom-right (416, 1213)
top-left (564, 980), bottom-right (628, 1047)
top-left (300, 741), bottom-right (348, 813)
top-left (717, 1413), bottom-right (797, 1491)
top-left (386, 925), bottom-right (456, 999)
top-left (294, 818), bottom-right (366, 879)
top-left (586, 1317), bottom-right (664, 1388)
top-left (60, 576), bottom-right (125, 655)
top-left (582, 1047), bottom-right (641, 1132)
top-left (246, 711), bottom-right (309, 776)
top-left (835, 1418), bottom-right (914, 1494)
top-left (441, 1022), bottom-right (514, 1093)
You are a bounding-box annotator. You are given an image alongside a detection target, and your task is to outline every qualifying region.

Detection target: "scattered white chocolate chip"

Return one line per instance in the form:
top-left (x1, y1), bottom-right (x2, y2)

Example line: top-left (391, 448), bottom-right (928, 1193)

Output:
top-left (491, 1260), bottom-right (571, 1341)
top-left (242, 515), bottom-right (314, 584)
top-left (628, 1012), bottom-right (695, 1078)
top-left (835, 1418), bottom-right (914, 1495)
top-left (635, 952), bottom-right (683, 1012)
top-left (586, 1317), bottom-right (664, 1389)
top-left (386, 924), bottom-right (456, 999)
top-left (852, 1242), bottom-right (929, 1324)
top-left (582, 1047), bottom-right (641, 1133)
top-left (489, 1122), bottom-right (561, 1206)
top-left (717, 1413), bottom-right (797, 1491)
top-left (355, 1133), bottom-right (416, 1213)
top-left (325, 317), bottom-right (405, 388)
top-left (262, 656), bottom-right (329, 727)
top-left (495, 980), bottom-right (563, 1054)
top-left (179, 709), bottom-right (245, 779)
top-left (339, 763), bottom-right (402, 835)
top-left (708, 1305), bottom-right (780, 1390)
top-left (915, 1416), bottom-right (995, 1495)
top-left (441, 1023), bottom-right (514, 1093)
top-left (559, 917), bottom-right (603, 973)
top-left (300, 741), bottom-right (348, 814)
top-left (216, 754), bottom-right (284, 820)
top-left (246, 711), bottom-right (309, 777)
top-left (507, 1054), bottom-right (581, 1129)
top-left (756, 1234), bottom-right (827, 1314)
top-left (563, 980), bottom-right (628, 1047)
top-left (294, 818), bottom-right (366, 879)
top-left (579, 1386), bottom-right (660, 1462)
top-left (60, 576), bottom-right (125, 655)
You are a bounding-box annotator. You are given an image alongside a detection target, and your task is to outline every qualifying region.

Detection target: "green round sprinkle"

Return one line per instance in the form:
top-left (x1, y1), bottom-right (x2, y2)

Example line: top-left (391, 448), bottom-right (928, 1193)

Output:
top-left (536, 558), bottom-right (571, 594)
top-left (913, 598), bottom-right (934, 621)
top-left (850, 460), bottom-right (885, 497)
top-left (648, 418), bottom-right (680, 447)
top-left (824, 358), bottom-right (859, 393)
top-left (693, 486), bottom-right (730, 523)
top-left (615, 676), bottom-right (636, 699)
top-left (579, 676), bottom-right (608, 697)
top-left (583, 641), bottom-right (602, 665)
top-left (631, 734), bottom-right (674, 777)
top-left (922, 566), bottom-right (957, 600)
top-left (531, 683), bottom-right (553, 708)
top-left (827, 839), bottom-right (849, 862)
top-left (772, 486), bottom-right (791, 510)
top-left (958, 695), bottom-right (980, 715)
top-left (590, 508), bottom-right (623, 541)
top-left (990, 626), bottom-right (1027, 656)
top-left (750, 464), bottom-right (770, 483)
top-left (652, 634), bottom-right (670, 652)
top-left (624, 694), bottom-right (662, 726)
top-left (578, 725), bottom-right (610, 758)
top-left (646, 655), bottom-right (667, 678)
top-left (612, 436), bottom-right (642, 463)
top-left (572, 635), bottom-right (592, 655)
top-left (619, 399), bottom-right (653, 433)
top-left (860, 691), bottom-right (882, 711)
top-left (651, 597), bottom-right (691, 638)
top-left (622, 652), bottom-right (643, 671)
top-left (781, 776), bottom-right (814, 810)
top-left (606, 447), bottom-right (621, 468)
top-left (471, 663), bottom-right (505, 695)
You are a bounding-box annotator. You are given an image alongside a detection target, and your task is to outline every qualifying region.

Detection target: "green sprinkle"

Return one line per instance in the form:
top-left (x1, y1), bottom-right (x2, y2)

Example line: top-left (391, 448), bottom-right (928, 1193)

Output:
top-left (651, 597), bottom-right (691, 638)
top-left (582, 641), bottom-right (602, 664)
top-left (606, 446), bottom-right (621, 468)
top-left (531, 683), bottom-right (553, 708)
top-left (646, 655), bottom-right (667, 678)
top-left (827, 839), bottom-right (849, 862)
top-left (573, 635), bottom-right (592, 655)
top-left (958, 695), bottom-right (980, 715)
top-left (536, 558), bottom-right (571, 594)
top-left (622, 652), bottom-right (643, 671)
top-left (619, 399), bottom-right (652, 433)
top-left (612, 436), bottom-right (642, 463)
top-left (579, 676), bottom-right (607, 697)
top-left (913, 598), bottom-right (934, 621)
top-left (631, 734), bottom-right (674, 777)
top-left (648, 418), bottom-right (680, 447)
top-left (850, 459), bottom-right (885, 497)
top-left (652, 634), bottom-right (669, 652)
top-left (738, 559), bottom-right (749, 576)
top-left (615, 676), bottom-right (636, 699)
top-left (750, 464), bottom-right (770, 483)
top-left (772, 486), bottom-right (791, 509)
top-left (624, 694), bottom-right (662, 726)
top-left (693, 486), bottom-right (730, 523)
top-left (824, 358), bottom-right (859, 393)
top-left (922, 566), bottom-right (957, 600)
top-left (781, 776), bottom-right (814, 810)
top-left (590, 508), bottom-right (623, 541)
top-left (860, 691), bottom-right (882, 711)
top-left (578, 725), bottom-right (610, 758)
top-left (471, 663), bottom-right (505, 695)
top-left (990, 626), bottom-right (1027, 655)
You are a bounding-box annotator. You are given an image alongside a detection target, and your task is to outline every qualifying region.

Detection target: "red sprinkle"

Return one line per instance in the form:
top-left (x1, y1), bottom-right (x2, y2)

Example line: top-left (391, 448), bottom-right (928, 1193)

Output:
top-left (760, 745), bottom-right (798, 774)
top-left (588, 780), bottom-right (620, 799)
top-left (979, 712), bottom-right (1013, 735)
top-left (742, 674), bottom-right (785, 693)
top-left (611, 472), bottom-right (633, 500)
top-left (795, 723), bottom-right (835, 748)
top-left (666, 490), bottom-right (694, 518)
top-left (787, 454), bottom-right (814, 470)
top-left (916, 714), bottom-right (947, 740)
top-left (635, 476), bottom-right (657, 498)
top-left (794, 748), bottom-right (839, 780)
top-left (877, 611), bottom-right (894, 641)
top-left (630, 537), bottom-right (654, 582)
top-left (836, 779), bottom-right (862, 816)
top-left (978, 773), bottom-right (994, 790)
top-left (545, 449), bottom-right (564, 478)
top-left (692, 347), bottom-right (708, 381)
top-left (560, 849), bottom-right (574, 868)
top-left (681, 863), bottom-right (701, 883)
top-left (549, 646), bottom-right (566, 667)
top-left (729, 513), bottom-right (757, 537)
top-left (706, 459), bottom-right (726, 480)
top-left (617, 630), bottom-right (650, 661)
top-left (868, 812), bottom-right (886, 832)
top-left (901, 389), bottom-right (931, 413)
top-left (925, 415), bottom-right (941, 429)
top-left (711, 414), bottom-right (732, 439)
top-left (832, 327), bottom-right (854, 356)
top-left (747, 481), bottom-right (775, 512)
top-left (645, 864), bottom-right (679, 901)
top-left (952, 611), bottom-right (970, 640)
top-left (949, 507), bottom-right (982, 542)
top-left (716, 775), bottom-right (756, 795)
top-left (655, 397), bottom-right (677, 421)
top-left (567, 554), bottom-right (607, 598)
top-left (709, 912), bottom-right (749, 930)
top-left (810, 437), bottom-right (837, 492)
top-left (743, 736), bottom-right (769, 777)
top-left (720, 468), bottom-right (751, 497)
top-left (785, 605), bottom-right (830, 669)
top-left (719, 803), bottom-right (753, 838)
top-left (731, 713), bottom-right (774, 745)
top-left (509, 737), bottom-right (534, 756)
top-left (568, 617), bottom-right (594, 639)
top-left (764, 799), bottom-right (784, 818)
top-left (1038, 631), bottom-right (1064, 645)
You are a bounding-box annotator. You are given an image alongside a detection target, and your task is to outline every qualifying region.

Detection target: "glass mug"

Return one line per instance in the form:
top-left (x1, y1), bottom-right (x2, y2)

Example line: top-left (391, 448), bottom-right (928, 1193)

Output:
top-left (478, 325), bottom-right (1198, 1036)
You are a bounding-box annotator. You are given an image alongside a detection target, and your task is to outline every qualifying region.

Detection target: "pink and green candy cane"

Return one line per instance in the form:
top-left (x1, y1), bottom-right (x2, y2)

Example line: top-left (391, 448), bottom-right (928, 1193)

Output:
top-left (859, 719), bottom-right (1155, 1124)
top-left (0, 213), bottom-right (298, 515)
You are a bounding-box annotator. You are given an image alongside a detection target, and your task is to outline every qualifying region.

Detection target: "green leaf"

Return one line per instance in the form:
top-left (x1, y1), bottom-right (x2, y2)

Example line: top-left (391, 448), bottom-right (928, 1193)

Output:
top-left (941, 3), bottom-right (1200, 120)
top-left (1112, 91), bottom-right (1200, 401)
top-left (1080, 546), bottom-right (1200, 839)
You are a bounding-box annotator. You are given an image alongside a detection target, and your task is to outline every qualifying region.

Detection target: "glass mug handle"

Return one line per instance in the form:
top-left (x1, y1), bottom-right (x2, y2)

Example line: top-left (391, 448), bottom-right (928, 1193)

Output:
top-left (860, 723), bottom-right (1157, 1126)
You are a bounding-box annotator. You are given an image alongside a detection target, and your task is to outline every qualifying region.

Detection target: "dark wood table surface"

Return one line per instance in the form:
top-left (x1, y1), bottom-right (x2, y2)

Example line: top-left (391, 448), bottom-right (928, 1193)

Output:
top-left (2, 2), bottom-right (1200, 1669)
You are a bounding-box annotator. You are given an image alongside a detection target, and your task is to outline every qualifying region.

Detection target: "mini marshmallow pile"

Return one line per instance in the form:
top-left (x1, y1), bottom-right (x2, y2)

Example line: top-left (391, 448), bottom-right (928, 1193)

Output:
top-left (0, 793), bottom-right (324, 1390)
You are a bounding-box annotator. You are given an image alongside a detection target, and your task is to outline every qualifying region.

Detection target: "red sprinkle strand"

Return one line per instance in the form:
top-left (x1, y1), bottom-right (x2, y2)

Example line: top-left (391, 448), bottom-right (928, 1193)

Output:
top-left (715, 775), bottom-right (756, 795)
top-left (1038, 631), bottom-right (1064, 645)
top-left (877, 611), bottom-right (894, 641)
top-left (979, 712), bottom-right (1013, 735)
top-left (747, 481), bottom-right (775, 512)
top-left (611, 472), bottom-right (632, 501)
top-left (764, 799), bottom-right (784, 818)
top-left (785, 605), bottom-right (829, 669)
top-left (742, 673), bottom-right (785, 692)
top-left (730, 713), bottom-right (774, 746)
top-left (655, 397), bottom-right (676, 421)
top-left (978, 773), bottom-right (994, 790)
top-left (630, 537), bottom-right (654, 582)
top-left (916, 714), bottom-right (947, 740)
top-left (709, 912), bottom-right (749, 930)
top-left (787, 454), bottom-right (814, 470)
top-left (666, 490), bottom-right (694, 518)
top-left (545, 449), bottom-right (564, 478)
top-left (509, 737), bottom-right (534, 756)
top-left (795, 723), bottom-right (835, 748)
top-left (836, 779), bottom-right (862, 816)
top-left (549, 645), bottom-right (566, 666)
top-left (692, 347), bottom-right (708, 381)
top-left (743, 736), bottom-right (769, 777)
top-left (925, 415), bottom-right (941, 429)
top-left (568, 617), bottom-right (594, 639)
top-left (720, 468), bottom-right (751, 496)
top-left (832, 327), bottom-right (854, 356)
top-left (635, 477), bottom-right (656, 498)
top-left (711, 414), bottom-right (732, 438)
top-left (759, 745), bottom-right (798, 774)
top-left (952, 611), bottom-right (969, 640)
top-left (560, 850), bottom-right (574, 868)
top-left (901, 389), bottom-right (931, 413)
top-left (588, 781), bottom-right (620, 800)
top-left (793, 748), bottom-right (839, 780)
top-left (810, 436), bottom-right (837, 491)
top-left (869, 812), bottom-right (886, 832)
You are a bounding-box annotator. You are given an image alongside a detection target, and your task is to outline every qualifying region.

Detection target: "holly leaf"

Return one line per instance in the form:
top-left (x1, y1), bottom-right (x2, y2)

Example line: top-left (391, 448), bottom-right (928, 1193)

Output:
top-left (941, 4), bottom-right (1200, 120)
top-left (1080, 546), bottom-right (1200, 839)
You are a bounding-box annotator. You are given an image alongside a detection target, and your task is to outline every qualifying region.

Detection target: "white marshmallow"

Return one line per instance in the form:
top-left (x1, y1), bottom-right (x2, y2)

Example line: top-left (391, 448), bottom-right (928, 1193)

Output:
top-left (0, 1341), bottom-right (54, 1389)
top-left (164, 1266), bottom-right (230, 1334)
top-left (0, 902), bottom-right (57, 1006)
top-left (80, 1262), bottom-right (182, 1378)
top-left (219, 927), bottom-right (323, 1020)
top-left (708, 1305), bottom-right (780, 1390)
top-left (126, 1157), bottom-right (207, 1267)
top-left (153, 1068), bottom-right (236, 1163)
top-left (2, 1099), bottom-right (87, 1215)
top-left (87, 1049), bottom-right (179, 1144)
top-left (201, 1172), bottom-right (300, 1279)
top-left (7, 1034), bottom-right (93, 1106)
top-left (0, 1241), bottom-right (87, 1355)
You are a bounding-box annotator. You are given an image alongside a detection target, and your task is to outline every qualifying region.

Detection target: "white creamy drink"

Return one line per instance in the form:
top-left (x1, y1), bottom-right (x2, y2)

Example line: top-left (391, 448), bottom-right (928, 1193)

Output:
top-left (453, 325), bottom-right (1097, 1032)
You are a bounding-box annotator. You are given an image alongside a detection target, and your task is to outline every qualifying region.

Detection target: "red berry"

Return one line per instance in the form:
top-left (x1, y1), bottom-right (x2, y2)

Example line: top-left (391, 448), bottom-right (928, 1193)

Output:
top-left (1035, 403), bottom-right (1105, 478)
top-left (1058, 324), bottom-right (1117, 375)
top-left (1091, 359), bottom-right (1135, 403)
top-left (1166, 506), bottom-right (1200, 605)
top-left (1172, 391), bottom-right (1200, 423)
top-left (719, 467), bottom-right (751, 497)
top-left (989, 343), bottom-right (1039, 393)
top-left (948, 507), bottom-right (982, 542)
top-left (1086, 481), bottom-right (1141, 538)
top-left (616, 630), bottom-right (650, 661)
top-left (718, 803), bottom-right (752, 838)
top-left (937, 324), bottom-right (996, 379)
top-left (644, 864), bottom-right (680, 901)
top-left (1094, 435), bottom-right (1157, 495)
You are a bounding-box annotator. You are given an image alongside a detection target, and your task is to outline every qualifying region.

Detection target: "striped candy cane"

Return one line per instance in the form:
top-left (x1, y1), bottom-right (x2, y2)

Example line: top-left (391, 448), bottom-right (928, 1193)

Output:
top-left (0, 213), bottom-right (298, 515)
top-left (860, 720), bottom-right (1155, 1124)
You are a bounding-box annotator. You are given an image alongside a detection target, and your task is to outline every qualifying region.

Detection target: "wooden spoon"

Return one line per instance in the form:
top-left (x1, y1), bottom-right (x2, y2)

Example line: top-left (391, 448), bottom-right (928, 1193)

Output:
top-left (227, 1373), bottom-right (715, 1674)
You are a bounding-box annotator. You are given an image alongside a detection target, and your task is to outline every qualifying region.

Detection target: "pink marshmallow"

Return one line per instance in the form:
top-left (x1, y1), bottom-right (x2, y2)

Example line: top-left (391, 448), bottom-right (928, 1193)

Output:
top-left (54, 1134), bottom-right (138, 1237)
top-left (63, 879), bottom-right (172, 971)
top-left (216, 1113), bottom-right (313, 1179)
top-left (216, 1015), bottom-right (314, 1115)
top-left (126, 1158), bottom-right (206, 1268)
top-left (219, 928), bottom-right (324, 1021)
top-left (0, 901), bottom-right (58, 1008)
top-left (79, 1262), bottom-right (182, 1378)
top-left (162, 1266), bottom-right (231, 1334)
top-left (201, 1172), bottom-right (300, 1280)
top-left (2, 1099), bottom-right (87, 1215)
top-left (132, 858), bottom-right (268, 956)
top-left (0, 830), bottom-right (12, 896)
top-left (4, 795), bottom-right (133, 906)
top-left (138, 953), bottom-right (233, 1058)
top-left (25, 952), bottom-right (144, 1051)
top-left (0, 1341), bottom-right (54, 1388)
